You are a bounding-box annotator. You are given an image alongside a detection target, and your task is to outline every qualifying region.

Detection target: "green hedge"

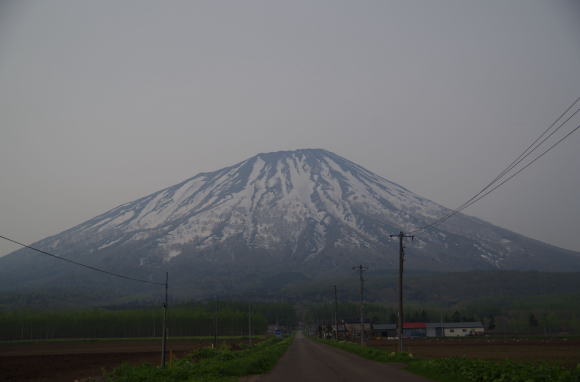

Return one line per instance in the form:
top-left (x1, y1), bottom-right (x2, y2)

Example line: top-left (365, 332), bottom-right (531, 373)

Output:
top-left (104, 336), bottom-right (293, 382)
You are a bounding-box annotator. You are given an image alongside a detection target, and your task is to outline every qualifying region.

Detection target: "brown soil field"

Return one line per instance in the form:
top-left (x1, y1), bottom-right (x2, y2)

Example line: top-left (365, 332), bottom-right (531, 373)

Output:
top-left (2, 337), bottom-right (579, 381)
top-left (0, 339), bottom-right (240, 382)
top-left (368, 337), bottom-right (580, 367)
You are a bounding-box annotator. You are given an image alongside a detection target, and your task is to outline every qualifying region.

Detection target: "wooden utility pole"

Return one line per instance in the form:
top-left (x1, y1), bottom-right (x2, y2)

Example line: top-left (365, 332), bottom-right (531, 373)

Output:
top-left (213, 295), bottom-right (218, 348)
top-left (161, 272), bottom-right (169, 368)
top-left (333, 285), bottom-right (338, 341)
top-left (352, 265), bottom-right (367, 346)
top-left (389, 231), bottom-right (414, 353)
top-left (248, 303), bottom-right (252, 346)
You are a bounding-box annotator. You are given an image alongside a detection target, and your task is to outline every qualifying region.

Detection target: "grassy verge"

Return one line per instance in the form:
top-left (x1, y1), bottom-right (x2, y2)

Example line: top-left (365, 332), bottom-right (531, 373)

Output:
top-left (0, 335), bottom-right (265, 346)
top-left (315, 338), bottom-right (414, 362)
top-left (314, 338), bottom-right (580, 382)
top-left (102, 336), bottom-right (293, 382)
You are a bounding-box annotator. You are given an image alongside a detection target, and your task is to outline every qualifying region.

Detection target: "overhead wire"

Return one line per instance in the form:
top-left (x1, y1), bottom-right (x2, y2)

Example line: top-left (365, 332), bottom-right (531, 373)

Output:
top-left (470, 97), bottom-right (580, 201)
top-left (450, 103), bottom-right (580, 216)
top-left (0, 234), bottom-right (165, 286)
top-left (459, 122), bottom-right (580, 212)
top-left (410, 97), bottom-right (580, 234)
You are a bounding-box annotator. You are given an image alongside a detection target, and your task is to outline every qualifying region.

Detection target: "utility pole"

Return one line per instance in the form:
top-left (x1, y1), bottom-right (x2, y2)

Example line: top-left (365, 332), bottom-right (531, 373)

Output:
top-left (213, 295), bottom-right (218, 348)
top-left (352, 265), bottom-right (368, 346)
top-left (161, 272), bottom-right (169, 368)
top-left (389, 231), bottom-right (414, 353)
top-left (333, 285), bottom-right (339, 341)
top-left (248, 303), bottom-right (252, 346)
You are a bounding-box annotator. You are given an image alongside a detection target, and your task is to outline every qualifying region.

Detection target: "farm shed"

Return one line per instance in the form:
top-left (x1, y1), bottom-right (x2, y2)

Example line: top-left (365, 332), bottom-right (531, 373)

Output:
top-left (372, 323), bottom-right (396, 338)
top-left (403, 322), bottom-right (427, 337)
top-left (441, 322), bottom-right (484, 337)
top-left (355, 321), bottom-right (485, 339)
top-left (423, 322), bottom-right (484, 337)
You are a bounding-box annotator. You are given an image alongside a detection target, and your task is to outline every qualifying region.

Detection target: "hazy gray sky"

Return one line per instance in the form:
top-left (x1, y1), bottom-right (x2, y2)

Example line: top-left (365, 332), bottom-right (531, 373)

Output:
top-left (1, 0), bottom-right (579, 257)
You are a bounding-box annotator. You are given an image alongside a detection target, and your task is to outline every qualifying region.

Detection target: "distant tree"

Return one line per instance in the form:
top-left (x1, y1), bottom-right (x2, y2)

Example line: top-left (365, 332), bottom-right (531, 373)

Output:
top-left (461, 313), bottom-right (475, 322)
top-left (529, 313), bottom-right (539, 328)
top-left (488, 315), bottom-right (496, 330)
top-left (451, 311), bottom-right (462, 322)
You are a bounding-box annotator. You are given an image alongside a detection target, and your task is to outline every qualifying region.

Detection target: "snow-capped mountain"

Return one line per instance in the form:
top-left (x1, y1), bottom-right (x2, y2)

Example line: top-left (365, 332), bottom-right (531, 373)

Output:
top-left (2, 149), bottom-right (580, 296)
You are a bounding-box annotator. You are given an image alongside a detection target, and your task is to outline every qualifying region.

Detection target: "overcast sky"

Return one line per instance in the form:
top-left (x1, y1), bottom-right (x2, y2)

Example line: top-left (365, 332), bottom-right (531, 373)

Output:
top-left (1, 0), bottom-right (579, 257)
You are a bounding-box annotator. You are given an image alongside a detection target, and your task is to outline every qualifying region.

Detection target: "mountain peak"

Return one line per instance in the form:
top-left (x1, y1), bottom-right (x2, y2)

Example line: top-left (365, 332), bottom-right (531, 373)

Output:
top-left (3, 149), bottom-right (580, 296)
top-left (250, 148), bottom-right (336, 162)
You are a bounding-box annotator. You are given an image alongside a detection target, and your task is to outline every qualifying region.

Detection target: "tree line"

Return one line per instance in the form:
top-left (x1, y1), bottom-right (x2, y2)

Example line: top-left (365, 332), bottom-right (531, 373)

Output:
top-left (303, 296), bottom-right (580, 335)
top-left (0, 301), bottom-right (296, 341)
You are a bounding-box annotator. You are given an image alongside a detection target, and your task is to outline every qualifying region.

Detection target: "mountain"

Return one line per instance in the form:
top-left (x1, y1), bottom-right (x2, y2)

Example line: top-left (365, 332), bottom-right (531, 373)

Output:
top-left (1, 149), bottom-right (580, 299)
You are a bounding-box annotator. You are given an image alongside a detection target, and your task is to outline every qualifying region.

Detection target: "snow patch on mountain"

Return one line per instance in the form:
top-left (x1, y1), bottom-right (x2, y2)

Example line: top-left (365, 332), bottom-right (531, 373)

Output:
top-left (20, 148), bottom-right (579, 272)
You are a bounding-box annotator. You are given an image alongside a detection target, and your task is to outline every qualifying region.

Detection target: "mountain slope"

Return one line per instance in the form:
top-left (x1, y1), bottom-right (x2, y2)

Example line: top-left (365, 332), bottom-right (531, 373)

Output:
top-left (2, 149), bottom-right (579, 297)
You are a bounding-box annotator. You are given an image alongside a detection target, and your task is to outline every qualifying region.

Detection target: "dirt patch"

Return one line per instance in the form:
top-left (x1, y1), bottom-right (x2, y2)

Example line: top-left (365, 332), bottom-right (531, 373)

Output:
top-left (0, 339), bottom-right (235, 382)
top-left (367, 337), bottom-right (580, 367)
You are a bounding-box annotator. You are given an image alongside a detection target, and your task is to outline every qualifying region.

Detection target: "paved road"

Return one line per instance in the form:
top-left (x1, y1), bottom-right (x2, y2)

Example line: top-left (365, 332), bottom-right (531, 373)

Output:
top-left (259, 332), bottom-right (433, 382)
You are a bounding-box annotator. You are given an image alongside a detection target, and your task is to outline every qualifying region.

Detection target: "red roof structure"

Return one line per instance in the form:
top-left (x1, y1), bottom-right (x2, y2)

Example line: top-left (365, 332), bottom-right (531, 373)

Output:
top-left (403, 322), bottom-right (426, 329)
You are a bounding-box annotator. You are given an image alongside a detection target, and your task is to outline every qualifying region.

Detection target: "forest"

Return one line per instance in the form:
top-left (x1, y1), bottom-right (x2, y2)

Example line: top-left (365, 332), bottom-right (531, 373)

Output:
top-left (0, 301), bottom-right (297, 341)
top-left (303, 293), bottom-right (580, 335)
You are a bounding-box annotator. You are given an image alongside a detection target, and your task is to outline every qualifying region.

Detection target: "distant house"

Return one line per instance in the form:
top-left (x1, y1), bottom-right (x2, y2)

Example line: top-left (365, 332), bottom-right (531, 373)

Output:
top-left (404, 322), bottom-right (427, 337)
top-left (344, 321), bottom-right (372, 339)
top-left (437, 322), bottom-right (484, 337)
top-left (372, 323), bottom-right (396, 338)
top-left (369, 321), bottom-right (484, 338)
top-left (328, 321), bottom-right (372, 340)
top-left (371, 322), bottom-right (428, 338)
top-left (425, 323), bottom-right (443, 337)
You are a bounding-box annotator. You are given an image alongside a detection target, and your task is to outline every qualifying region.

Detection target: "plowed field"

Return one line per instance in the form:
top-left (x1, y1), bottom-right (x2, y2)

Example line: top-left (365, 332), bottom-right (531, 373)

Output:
top-left (0, 339), bottom-right (236, 382)
top-left (368, 337), bottom-right (580, 367)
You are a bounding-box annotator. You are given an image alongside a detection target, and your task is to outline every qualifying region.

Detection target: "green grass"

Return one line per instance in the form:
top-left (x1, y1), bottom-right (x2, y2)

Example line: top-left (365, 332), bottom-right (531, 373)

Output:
top-left (0, 335), bottom-right (265, 346)
top-left (101, 336), bottom-right (293, 382)
top-left (407, 358), bottom-right (580, 382)
top-left (315, 337), bottom-right (415, 362)
top-left (314, 338), bottom-right (580, 382)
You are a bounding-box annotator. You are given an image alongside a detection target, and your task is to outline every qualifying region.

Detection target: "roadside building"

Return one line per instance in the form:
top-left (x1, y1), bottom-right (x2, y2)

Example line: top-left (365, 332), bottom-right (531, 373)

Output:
top-left (372, 323), bottom-right (396, 338)
top-left (343, 321), bottom-right (372, 340)
top-left (440, 322), bottom-right (484, 337)
top-left (404, 322), bottom-right (427, 338)
top-left (372, 321), bottom-right (485, 338)
top-left (425, 323), bottom-right (443, 337)
top-left (424, 322), bottom-right (484, 337)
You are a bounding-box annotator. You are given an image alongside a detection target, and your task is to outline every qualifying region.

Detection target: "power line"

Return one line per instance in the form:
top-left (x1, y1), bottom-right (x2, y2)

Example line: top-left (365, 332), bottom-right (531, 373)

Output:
top-left (413, 119), bottom-right (580, 233)
top-left (410, 98), bottom-right (580, 234)
top-left (478, 98), bottom-right (580, 198)
top-left (459, 122), bottom-right (580, 213)
top-left (450, 107), bottom-right (579, 217)
top-left (452, 108), bottom-right (579, 216)
top-left (0, 234), bottom-right (164, 286)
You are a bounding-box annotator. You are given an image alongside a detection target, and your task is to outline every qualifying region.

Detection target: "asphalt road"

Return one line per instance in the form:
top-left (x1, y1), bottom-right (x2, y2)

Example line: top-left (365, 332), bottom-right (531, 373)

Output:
top-left (259, 332), bottom-right (433, 382)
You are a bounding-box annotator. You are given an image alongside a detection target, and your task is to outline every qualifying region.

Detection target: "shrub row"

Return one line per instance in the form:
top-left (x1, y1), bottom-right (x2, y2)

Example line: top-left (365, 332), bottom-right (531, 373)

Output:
top-left (103, 336), bottom-right (293, 382)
